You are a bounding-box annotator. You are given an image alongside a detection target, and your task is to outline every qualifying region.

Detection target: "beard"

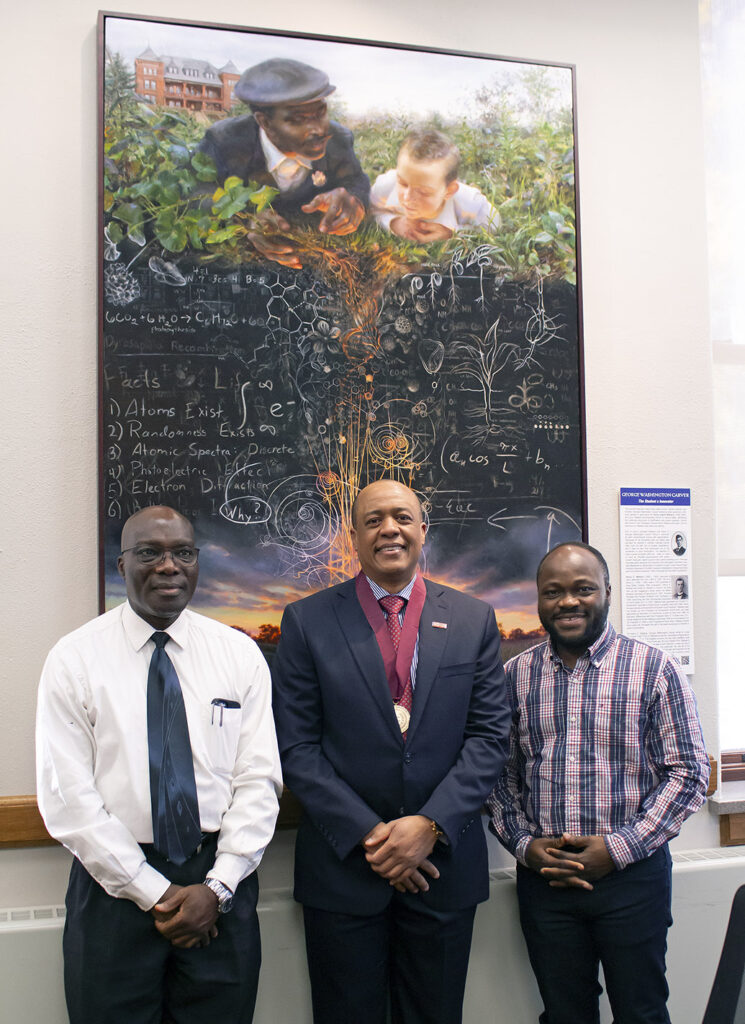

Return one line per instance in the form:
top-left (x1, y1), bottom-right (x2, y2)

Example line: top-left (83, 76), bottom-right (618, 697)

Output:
top-left (540, 599), bottom-right (610, 655)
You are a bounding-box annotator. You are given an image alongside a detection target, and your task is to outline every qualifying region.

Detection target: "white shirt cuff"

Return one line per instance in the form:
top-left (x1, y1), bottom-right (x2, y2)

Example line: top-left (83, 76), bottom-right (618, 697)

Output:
top-left (119, 861), bottom-right (172, 911)
top-left (209, 851), bottom-right (251, 894)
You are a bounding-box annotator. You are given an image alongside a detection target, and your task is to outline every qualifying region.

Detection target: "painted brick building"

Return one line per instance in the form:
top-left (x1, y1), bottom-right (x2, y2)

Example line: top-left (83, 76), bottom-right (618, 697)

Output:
top-left (134, 47), bottom-right (240, 113)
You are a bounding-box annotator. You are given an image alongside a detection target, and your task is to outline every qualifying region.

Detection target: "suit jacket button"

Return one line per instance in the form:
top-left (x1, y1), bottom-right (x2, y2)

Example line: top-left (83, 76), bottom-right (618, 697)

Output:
top-left (404, 754), bottom-right (412, 764)
top-left (399, 806), bottom-right (405, 816)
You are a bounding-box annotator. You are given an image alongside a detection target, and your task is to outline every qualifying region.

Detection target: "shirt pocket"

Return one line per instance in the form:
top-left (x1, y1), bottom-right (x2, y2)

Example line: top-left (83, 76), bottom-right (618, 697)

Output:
top-left (437, 662), bottom-right (477, 679)
top-left (200, 701), bottom-right (242, 775)
top-left (590, 696), bottom-right (646, 764)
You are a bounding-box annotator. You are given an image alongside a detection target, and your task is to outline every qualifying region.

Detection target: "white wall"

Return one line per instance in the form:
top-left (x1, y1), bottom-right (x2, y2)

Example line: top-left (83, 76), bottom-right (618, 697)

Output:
top-left (5, 855), bottom-right (743, 1024)
top-left (1, 0), bottom-right (719, 910)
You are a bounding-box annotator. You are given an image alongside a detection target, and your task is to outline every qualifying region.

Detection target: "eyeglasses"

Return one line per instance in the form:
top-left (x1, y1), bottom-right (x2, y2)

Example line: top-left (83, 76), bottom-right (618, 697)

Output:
top-left (120, 545), bottom-right (199, 566)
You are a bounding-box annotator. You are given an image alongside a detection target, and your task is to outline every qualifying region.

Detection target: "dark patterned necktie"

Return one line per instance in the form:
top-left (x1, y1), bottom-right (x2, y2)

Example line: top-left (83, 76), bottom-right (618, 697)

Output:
top-left (147, 632), bottom-right (201, 864)
top-left (379, 595), bottom-right (413, 724)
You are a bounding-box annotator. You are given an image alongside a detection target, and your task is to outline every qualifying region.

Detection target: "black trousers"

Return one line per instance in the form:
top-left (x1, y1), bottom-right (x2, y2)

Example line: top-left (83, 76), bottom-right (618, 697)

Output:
top-left (303, 895), bottom-right (477, 1024)
top-left (516, 845), bottom-right (673, 1024)
top-left (63, 837), bottom-right (261, 1024)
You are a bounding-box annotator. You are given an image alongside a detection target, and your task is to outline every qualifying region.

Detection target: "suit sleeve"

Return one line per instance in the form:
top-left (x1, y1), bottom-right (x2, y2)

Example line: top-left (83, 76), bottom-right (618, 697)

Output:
top-left (326, 125), bottom-right (370, 209)
top-left (196, 126), bottom-right (231, 185)
top-left (272, 602), bottom-right (381, 859)
top-left (486, 675), bottom-right (538, 864)
top-left (196, 117), bottom-right (259, 186)
top-left (417, 607), bottom-right (511, 851)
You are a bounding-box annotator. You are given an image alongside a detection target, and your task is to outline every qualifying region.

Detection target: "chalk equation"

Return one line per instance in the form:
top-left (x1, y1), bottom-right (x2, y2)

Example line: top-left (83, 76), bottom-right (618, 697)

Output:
top-left (102, 254), bottom-right (584, 631)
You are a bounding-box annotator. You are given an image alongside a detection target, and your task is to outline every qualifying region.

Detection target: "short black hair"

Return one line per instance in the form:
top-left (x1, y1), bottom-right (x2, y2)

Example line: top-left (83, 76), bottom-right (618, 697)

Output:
top-left (536, 541), bottom-right (610, 588)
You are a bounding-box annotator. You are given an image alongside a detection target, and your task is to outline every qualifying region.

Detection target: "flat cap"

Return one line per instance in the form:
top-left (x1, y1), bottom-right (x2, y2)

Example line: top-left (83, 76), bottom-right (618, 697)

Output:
top-left (235, 58), bottom-right (335, 106)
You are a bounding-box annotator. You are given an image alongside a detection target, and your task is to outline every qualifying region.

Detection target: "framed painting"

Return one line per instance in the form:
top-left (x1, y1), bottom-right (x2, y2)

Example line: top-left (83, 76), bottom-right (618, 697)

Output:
top-left (99, 12), bottom-right (586, 658)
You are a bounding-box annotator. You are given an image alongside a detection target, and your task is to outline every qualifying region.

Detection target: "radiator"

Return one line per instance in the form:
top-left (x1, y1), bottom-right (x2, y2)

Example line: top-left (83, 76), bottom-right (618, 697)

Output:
top-left (2, 850), bottom-right (743, 1024)
top-left (0, 905), bottom-right (67, 1023)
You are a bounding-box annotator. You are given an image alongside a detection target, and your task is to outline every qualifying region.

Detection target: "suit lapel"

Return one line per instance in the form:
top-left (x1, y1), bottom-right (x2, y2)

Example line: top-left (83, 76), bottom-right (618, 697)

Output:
top-left (408, 580), bottom-right (450, 738)
top-left (333, 580), bottom-right (403, 743)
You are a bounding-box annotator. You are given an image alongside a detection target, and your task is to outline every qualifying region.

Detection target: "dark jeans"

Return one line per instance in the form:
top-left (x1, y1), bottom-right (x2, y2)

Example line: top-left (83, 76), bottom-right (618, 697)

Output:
top-left (516, 844), bottom-right (672, 1024)
top-left (303, 896), bottom-right (477, 1024)
top-left (63, 836), bottom-right (261, 1024)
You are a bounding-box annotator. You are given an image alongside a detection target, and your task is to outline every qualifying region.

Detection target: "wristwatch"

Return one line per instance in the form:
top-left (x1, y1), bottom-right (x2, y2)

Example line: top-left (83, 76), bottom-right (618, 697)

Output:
top-left (203, 877), bottom-right (234, 914)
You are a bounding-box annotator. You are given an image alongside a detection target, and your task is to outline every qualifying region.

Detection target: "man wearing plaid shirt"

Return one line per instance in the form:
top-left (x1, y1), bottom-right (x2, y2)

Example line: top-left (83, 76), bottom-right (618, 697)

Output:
top-left (488, 541), bottom-right (709, 1024)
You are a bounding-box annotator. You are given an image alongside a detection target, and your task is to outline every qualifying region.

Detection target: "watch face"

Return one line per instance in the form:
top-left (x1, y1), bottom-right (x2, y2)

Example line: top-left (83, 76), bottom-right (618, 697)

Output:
top-left (205, 878), bottom-right (233, 912)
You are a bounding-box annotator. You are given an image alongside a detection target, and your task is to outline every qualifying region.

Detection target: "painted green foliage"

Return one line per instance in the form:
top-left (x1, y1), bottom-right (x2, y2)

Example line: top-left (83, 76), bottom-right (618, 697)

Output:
top-left (103, 52), bottom-right (576, 282)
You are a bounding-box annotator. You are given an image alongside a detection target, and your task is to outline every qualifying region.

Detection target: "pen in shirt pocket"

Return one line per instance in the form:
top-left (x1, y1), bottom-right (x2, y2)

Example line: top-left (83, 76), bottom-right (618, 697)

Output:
top-left (211, 698), bottom-right (241, 726)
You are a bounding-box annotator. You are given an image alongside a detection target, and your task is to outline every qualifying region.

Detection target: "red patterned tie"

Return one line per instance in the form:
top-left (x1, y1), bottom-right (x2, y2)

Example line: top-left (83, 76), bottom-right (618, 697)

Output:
top-left (379, 595), bottom-right (413, 728)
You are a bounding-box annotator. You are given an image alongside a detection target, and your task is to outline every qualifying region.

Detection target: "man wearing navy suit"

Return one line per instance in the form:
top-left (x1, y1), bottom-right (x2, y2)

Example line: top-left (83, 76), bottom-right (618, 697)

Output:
top-left (272, 479), bottom-right (510, 1024)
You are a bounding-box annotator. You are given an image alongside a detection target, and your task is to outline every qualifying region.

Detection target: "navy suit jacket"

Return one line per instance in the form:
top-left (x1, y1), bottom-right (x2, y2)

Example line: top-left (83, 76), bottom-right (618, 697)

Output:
top-left (198, 116), bottom-right (370, 217)
top-left (272, 576), bottom-right (510, 914)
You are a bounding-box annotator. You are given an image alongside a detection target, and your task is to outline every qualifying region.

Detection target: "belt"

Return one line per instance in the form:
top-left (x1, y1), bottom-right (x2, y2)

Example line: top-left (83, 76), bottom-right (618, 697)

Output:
top-left (194, 831), bottom-right (218, 856)
top-left (140, 831), bottom-right (219, 862)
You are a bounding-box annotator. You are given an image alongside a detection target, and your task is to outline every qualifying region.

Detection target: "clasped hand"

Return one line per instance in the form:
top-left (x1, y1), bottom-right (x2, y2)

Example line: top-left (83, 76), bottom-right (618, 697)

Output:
top-left (526, 833), bottom-right (615, 890)
top-left (151, 883), bottom-right (219, 948)
top-left (390, 217), bottom-right (453, 243)
top-left (363, 815), bottom-right (440, 895)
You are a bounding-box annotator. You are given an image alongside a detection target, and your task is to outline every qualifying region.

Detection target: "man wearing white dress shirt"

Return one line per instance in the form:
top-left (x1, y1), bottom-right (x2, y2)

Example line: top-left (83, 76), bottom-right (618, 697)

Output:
top-left (36, 505), bottom-right (282, 1024)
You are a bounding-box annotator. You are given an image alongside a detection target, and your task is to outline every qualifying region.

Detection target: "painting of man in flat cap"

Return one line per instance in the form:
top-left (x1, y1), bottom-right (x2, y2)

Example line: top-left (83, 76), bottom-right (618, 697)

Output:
top-left (199, 58), bottom-right (369, 266)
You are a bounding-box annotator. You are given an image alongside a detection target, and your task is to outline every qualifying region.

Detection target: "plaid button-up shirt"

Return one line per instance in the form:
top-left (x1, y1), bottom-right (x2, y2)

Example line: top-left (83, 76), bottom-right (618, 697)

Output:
top-left (487, 622), bottom-right (709, 869)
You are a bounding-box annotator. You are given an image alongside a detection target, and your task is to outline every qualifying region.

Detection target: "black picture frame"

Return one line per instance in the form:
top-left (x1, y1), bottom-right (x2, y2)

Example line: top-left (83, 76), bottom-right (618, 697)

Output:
top-left (98, 11), bottom-right (587, 655)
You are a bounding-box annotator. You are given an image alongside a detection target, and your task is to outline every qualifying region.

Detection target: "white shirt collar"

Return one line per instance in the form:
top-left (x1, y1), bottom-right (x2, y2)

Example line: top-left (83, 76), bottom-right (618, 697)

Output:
top-left (364, 573), bottom-right (419, 602)
top-left (259, 127), bottom-right (313, 172)
top-left (121, 600), bottom-right (189, 652)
